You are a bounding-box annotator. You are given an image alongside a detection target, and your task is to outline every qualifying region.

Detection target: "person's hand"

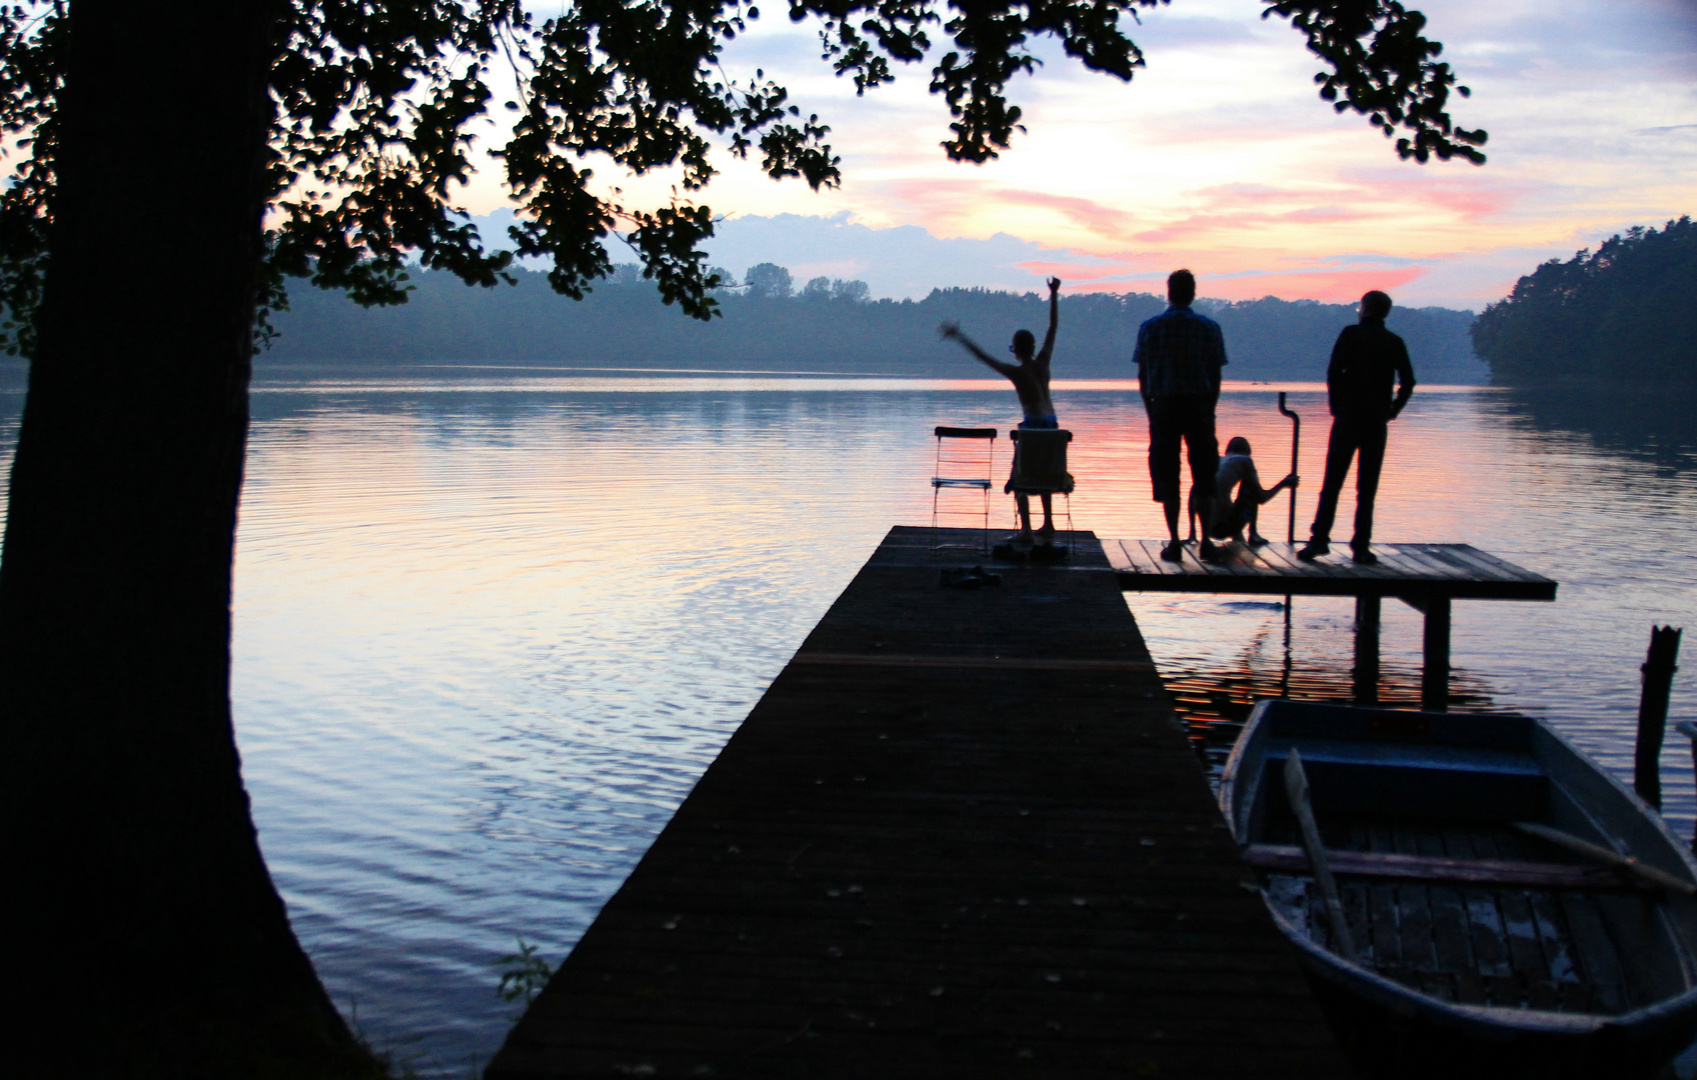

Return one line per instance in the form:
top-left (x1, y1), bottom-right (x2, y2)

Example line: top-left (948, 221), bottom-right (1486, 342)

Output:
top-left (939, 321), bottom-right (959, 340)
top-left (1285, 474), bottom-right (1300, 489)
top-left (1047, 276), bottom-right (1062, 294)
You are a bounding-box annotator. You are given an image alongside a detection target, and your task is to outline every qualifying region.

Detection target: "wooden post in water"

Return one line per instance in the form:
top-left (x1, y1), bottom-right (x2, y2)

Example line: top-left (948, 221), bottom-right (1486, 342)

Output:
top-left (1421, 596), bottom-right (1451, 712)
top-left (1635, 625), bottom-right (1682, 810)
top-left (1353, 595), bottom-right (1380, 705)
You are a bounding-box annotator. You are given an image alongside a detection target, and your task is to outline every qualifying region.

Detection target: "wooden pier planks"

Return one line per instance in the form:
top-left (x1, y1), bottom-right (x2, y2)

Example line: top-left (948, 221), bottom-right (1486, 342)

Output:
top-left (1106, 539), bottom-right (1556, 710)
top-left (1106, 541), bottom-right (1557, 602)
top-left (487, 527), bottom-right (1348, 1079)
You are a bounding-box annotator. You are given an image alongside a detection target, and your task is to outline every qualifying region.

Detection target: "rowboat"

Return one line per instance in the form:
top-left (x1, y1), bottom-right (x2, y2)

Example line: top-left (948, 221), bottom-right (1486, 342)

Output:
top-left (1219, 699), bottom-right (1697, 1078)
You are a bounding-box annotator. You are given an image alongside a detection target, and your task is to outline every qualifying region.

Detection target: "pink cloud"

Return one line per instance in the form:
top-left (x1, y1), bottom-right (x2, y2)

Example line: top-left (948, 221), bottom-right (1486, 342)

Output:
top-left (1204, 266), bottom-right (1428, 303)
top-left (1027, 265), bottom-right (1428, 302)
top-left (1340, 170), bottom-right (1528, 224)
top-left (1132, 214), bottom-right (1246, 243)
top-left (987, 188), bottom-right (1139, 237)
top-left (879, 178), bottom-right (984, 230)
top-left (993, 256), bottom-right (1430, 302)
top-left (1125, 175), bottom-right (1523, 246)
top-left (1062, 278), bottom-right (1161, 295)
top-left (1096, 250), bottom-right (1170, 268)
top-left (1283, 206), bottom-right (1366, 222)
top-left (880, 178), bottom-right (1141, 241)
top-left (1125, 183), bottom-right (1384, 243)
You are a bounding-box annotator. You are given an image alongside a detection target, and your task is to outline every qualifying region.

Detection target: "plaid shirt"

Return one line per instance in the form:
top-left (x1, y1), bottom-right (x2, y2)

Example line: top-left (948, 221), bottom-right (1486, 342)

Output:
top-left (1134, 305), bottom-right (1228, 398)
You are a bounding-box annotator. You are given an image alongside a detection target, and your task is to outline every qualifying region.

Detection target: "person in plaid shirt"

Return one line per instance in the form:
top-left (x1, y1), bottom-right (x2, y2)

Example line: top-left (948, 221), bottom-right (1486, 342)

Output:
top-left (1135, 269), bottom-right (1227, 562)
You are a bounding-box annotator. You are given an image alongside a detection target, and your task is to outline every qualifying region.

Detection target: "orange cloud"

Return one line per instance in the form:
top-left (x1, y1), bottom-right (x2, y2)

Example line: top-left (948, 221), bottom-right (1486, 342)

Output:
top-left (880, 178), bottom-right (1142, 242)
top-left (1001, 257), bottom-right (1428, 303)
top-left (1348, 171), bottom-right (1527, 225)
top-left (987, 188), bottom-right (1140, 237)
top-left (1203, 266), bottom-right (1428, 303)
top-left (1062, 278), bottom-right (1162, 295)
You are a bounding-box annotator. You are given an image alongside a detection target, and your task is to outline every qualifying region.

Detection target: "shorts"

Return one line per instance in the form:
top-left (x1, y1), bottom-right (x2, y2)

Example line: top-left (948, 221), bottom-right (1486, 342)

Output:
top-left (1146, 395), bottom-right (1218, 504)
top-left (1008, 414), bottom-right (1061, 493)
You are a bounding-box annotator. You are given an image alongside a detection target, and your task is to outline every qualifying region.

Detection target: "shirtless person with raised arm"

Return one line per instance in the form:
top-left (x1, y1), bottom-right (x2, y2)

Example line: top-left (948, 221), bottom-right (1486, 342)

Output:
top-left (940, 276), bottom-right (1063, 545)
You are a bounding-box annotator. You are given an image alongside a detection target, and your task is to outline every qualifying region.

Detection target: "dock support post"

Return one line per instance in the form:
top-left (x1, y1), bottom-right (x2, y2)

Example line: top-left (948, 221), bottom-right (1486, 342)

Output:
top-left (1421, 596), bottom-right (1451, 712)
top-left (1635, 625), bottom-right (1682, 810)
top-left (1353, 595), bottom-right (1380, 705)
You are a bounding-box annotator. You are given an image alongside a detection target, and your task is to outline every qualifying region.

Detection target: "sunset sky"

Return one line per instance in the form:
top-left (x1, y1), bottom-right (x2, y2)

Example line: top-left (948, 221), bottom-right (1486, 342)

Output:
top-left (459, 0), bottom-right (1696, 310)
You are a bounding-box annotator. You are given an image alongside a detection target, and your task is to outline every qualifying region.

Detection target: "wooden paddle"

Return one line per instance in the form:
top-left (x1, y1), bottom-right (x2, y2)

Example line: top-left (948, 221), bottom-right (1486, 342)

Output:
top-left (1512, 820), bottom-right (1697, 897)
top-left (1284, 749), bottom-right (1361, 961)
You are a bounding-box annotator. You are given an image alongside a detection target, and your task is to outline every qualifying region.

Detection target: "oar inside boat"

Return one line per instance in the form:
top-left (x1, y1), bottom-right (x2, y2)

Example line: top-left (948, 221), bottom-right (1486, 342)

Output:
top-left (1220, 699), bottom-right (1697, 1079)
top-left (1285, 749), bottom-right (1360, 961)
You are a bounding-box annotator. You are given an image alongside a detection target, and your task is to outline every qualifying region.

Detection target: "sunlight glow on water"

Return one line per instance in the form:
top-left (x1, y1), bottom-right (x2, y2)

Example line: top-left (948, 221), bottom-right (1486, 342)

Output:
top-left (1, 371), bottom-right (1693, 1075)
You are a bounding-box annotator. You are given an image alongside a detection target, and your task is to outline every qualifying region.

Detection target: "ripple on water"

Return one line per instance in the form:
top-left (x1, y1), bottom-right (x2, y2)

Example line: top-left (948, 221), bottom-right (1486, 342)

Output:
top-left (0, 375), bottom-right (1691, 1075)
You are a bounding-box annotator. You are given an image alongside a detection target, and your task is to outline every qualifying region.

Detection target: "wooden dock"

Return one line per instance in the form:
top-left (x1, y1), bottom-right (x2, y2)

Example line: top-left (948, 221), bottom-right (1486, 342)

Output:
top-left (487, 527), bottom-right (1348, 1079)
top-left (1106, 540), bottom-right (1557, 711)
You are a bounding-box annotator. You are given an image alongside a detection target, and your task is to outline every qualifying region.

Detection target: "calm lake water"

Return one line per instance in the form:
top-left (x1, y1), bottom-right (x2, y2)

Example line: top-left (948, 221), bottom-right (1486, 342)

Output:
top-left (2, 368), bottom-right (1694, 1075)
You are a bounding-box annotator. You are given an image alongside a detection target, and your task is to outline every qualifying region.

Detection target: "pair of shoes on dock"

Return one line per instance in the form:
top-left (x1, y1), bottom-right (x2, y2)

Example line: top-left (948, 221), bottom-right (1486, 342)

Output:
top-left (939, 565), bottom-right (1002, 590)
top-left (1295, 539), bottom-right (1379, 565)
top-left (1004, 528), bottom-right (1058, 548)
top-left (1160, 539), bottom-right (1227, 564)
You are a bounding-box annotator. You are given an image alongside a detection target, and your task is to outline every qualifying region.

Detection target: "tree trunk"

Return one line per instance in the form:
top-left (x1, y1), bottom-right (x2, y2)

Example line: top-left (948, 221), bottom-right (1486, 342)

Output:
top-left (0, 3), bottom-right (378, 1075)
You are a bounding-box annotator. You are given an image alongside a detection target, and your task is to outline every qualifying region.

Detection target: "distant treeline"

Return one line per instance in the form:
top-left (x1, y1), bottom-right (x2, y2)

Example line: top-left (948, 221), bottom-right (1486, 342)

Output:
top-left (1472, 216), bottom-right (1696, 386)
top-left (264, 267), bottom-right (1487, 383)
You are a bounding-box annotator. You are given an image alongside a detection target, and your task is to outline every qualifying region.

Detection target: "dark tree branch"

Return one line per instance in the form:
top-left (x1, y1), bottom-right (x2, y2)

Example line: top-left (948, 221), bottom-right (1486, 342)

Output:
top-left (0, 0), bottom-right (1487, 351)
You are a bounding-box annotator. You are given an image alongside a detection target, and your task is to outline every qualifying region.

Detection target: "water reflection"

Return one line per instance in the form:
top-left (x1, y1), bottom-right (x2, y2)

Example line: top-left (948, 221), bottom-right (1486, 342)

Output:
top-left (1485, 383), bottom-right (1697, 470)
top-left (0, 367), bottom-right (1692, 1075)
top-left (1151, 597), bottom-right (1503, 778)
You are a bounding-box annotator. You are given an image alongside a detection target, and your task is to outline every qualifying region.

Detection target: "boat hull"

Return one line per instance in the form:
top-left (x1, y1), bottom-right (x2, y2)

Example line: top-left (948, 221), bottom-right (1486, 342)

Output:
top-left (1221, 700), bottom-right (1697, 1078)
top-left (1287, 906), bottom-right (1697, 1079)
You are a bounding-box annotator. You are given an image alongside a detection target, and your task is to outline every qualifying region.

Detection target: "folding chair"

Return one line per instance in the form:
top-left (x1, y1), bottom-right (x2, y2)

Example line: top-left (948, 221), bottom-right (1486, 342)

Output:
top-left (931, 426), bottom-right (998, 553)
top-left (1008, 428), bottom-right (1075, 551)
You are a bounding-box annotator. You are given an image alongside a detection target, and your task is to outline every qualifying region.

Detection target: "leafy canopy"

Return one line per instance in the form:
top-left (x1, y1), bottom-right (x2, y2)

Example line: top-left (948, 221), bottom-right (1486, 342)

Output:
top-left (1471, 217), bottom-right (1697, 386)
top-left (0, 0), bottom-right (1486, 354)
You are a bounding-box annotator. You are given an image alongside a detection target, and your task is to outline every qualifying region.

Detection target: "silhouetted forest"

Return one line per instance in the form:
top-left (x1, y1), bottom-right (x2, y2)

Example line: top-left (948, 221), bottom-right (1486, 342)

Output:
top-left (264, 267), bottom-right (1487, 383)
top-left (1471, 217), bottom-right (1696, 386)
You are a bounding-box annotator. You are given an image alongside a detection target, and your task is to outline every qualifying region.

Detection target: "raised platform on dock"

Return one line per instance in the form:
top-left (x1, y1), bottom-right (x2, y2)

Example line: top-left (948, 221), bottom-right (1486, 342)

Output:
top-left (1106, 540), bottom-right (1557, 711)
top-left (487, 526), bottom-right (1347, 1080)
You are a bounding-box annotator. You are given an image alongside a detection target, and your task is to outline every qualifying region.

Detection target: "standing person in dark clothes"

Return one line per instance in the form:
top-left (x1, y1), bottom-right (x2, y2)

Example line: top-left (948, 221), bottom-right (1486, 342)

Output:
top-left (1136, 268), bottom-right (1227, 562)
top-left (1298, 290), bottom-right (1416, 565)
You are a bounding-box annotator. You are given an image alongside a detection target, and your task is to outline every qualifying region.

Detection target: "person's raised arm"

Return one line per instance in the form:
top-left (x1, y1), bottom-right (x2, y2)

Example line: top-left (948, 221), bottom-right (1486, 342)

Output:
top-left (940, 322), bottom-right (1017, 378)
top-left (1036, 277), bottom-right (1061, 366)
top-left (1389, 338), bottom-right (1416, 420)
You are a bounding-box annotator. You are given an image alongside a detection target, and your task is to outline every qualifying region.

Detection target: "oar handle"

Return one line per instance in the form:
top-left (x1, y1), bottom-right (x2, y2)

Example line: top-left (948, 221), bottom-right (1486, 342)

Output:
top-left (1512, 821), bottom-right (1697, 896)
